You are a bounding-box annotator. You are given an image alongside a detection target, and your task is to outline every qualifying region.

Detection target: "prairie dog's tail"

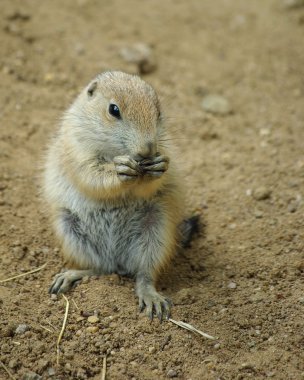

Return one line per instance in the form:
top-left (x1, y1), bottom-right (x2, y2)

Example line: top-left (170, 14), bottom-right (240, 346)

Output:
top-left (179, 214), bottom-right (201, 248)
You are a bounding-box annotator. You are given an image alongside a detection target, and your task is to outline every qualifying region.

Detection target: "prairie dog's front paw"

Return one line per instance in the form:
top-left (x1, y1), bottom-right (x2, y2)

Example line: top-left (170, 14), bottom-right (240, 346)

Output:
top-left (140, 155), bottom-right (169, 178)
top-left (138, 289), bottom-right (171, 321)
top-left (114, 156), bottom-right (140, 182)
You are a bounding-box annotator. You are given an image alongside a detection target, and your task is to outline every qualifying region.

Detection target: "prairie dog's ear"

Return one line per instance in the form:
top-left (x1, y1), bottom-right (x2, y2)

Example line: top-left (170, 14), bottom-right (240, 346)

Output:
top-left (87, 81), bottom-right (98, 97)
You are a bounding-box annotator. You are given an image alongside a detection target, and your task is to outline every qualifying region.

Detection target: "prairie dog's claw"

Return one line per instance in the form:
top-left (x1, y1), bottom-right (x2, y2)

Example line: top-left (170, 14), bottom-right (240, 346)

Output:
top-left (114, 156), bottom-right (140, 181)
top-left (138, 291), bottom-right (171, 321)
top-left (140, 155), bottom-right (169, 177)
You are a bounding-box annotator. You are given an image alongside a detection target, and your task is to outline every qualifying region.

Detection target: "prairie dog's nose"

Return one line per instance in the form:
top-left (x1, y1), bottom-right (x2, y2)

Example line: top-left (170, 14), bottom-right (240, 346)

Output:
top-left (137, 141), bottom-right (156, 159)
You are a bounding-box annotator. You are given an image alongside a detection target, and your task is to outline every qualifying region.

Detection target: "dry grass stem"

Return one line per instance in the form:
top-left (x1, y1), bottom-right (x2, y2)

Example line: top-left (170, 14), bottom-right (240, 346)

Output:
top-left (46, 319), bottom-right (58, 332)
top-left (0, 360), bottom-right (16, 380)
top-left (169, 318), bottom-right (216, 340)
top-left (0, 262), bottom-right (47, 284)
top-left (101, 356), bottom-right (107, 380)
top-left (56, 294), bottom-right (70, 365)
top-left (72, 298), bottom-right (79, 310)
top-left (40, 324), bottom-right (53, 333)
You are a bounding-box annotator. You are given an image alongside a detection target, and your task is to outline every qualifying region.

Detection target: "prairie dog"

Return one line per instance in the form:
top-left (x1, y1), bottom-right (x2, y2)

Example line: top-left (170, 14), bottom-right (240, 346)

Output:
top-left (44, 71), bottom-right (197, 320)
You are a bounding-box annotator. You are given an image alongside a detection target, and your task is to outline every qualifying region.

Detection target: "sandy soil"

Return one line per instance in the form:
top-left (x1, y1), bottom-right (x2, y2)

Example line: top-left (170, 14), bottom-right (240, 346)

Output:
top-left (1, 0), bottom-right (304, 379)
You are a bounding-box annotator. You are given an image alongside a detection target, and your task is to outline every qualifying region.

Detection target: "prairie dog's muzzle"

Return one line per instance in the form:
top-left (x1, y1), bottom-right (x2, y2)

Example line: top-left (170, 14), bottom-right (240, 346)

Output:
top-left (136, 141), bottom-right (157, 159)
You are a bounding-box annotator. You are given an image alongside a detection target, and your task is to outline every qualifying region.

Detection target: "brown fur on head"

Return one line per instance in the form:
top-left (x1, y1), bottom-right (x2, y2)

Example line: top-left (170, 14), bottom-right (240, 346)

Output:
top-left (63, 71), bottom-right (165, 162)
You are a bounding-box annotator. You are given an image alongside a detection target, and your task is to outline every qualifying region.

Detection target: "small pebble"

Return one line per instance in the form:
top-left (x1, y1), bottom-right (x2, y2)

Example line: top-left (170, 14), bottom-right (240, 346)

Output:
top-left (148, 346), bottom-right (156, 353)
top-left (288, 200), bottom-right (299, 213)
top-left (227, 282), bottom-right (237, 289)
top-left (107, 274), bottom-right (120, 285)
top-left (15, 324), bottom-right (29, 334)
top-left (201, 94), bottom-right (232, 115)
top-left (87, 315), bottom-right (100, 323)
top-left (254, 209), bottom-right (264, 219)
top-left (65, 363), bottom-right (72, 371)
top-left (44, 72), bottom-right (55, 83)
top-left (82, 310), bottom-right (94, 317)
top-left (259, 128), bottom-right (271, 136)
top-left (266, 371), bottom-right (276, 378)
top-left (283, 0), bottom-right (304, 9)
top-left (167, 369), bottom-right (178, 378)
top-left (228, 223), bottom-right (237, 229)
top-left (86, 326), bottom-right (99, 333)
top-left (8, 359), bottom-right (18, 369)
top-left (214, 343), bottom-right (221, 349)
top-left (47, 367), bottom-right (56, 376)
top-left (252, 186), bottom-right (271, 201)
top-left (240, 362), bottom-right (255, 370)
top-left (23, 372), bottom-right (42, 380)
top-left (120, 43), bottom-right (157, 74)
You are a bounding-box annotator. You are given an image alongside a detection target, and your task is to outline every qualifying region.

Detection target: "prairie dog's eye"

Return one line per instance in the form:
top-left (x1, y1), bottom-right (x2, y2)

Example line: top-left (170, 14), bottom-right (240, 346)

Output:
top-left (109, 104), bottom-right (121, 119)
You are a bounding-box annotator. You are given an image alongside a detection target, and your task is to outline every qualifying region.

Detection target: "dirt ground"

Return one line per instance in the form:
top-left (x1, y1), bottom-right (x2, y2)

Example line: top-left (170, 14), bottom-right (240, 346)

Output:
top-left (1, 0), bottom-right (304, 379)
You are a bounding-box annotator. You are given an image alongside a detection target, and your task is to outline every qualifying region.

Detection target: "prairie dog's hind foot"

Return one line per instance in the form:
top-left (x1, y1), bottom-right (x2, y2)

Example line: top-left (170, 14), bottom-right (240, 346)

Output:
top-left (49, 269), bottom-right (98, 294)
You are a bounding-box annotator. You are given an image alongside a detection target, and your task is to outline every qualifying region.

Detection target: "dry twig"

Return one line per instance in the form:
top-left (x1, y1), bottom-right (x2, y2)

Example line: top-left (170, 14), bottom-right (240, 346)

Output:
top-left (46, 319), bottom-right (58, 332)
top-left (169, 318), bottom-right (216, 340)
top-left (72, 298), bottom-right (79, 310)
top-left (0, 360), bottom-right (16, 380)
top-left (56, 294), bottom-right (70, 365)
top-left (0, 262), bottom-right (47, 284)
top-left (40, 324), bottom-right (53, 333)
top-left (101, 356), bottom-right (107, 380)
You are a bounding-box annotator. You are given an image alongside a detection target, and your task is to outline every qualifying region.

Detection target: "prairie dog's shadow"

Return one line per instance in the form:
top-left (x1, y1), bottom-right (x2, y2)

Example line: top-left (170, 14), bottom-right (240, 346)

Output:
top-left (158, 217), bottom-right (212, 294)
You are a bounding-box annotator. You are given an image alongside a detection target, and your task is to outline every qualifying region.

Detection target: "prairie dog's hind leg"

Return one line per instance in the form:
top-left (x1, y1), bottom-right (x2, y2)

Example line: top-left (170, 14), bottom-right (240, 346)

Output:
top-left (49, 269), bottom-right (99, 294)
top-left (49, 208), bottom-right (106, 294)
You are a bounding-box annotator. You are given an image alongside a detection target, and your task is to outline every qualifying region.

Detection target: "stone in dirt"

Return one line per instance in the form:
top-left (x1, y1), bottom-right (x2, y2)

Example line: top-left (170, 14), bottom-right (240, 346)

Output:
top-left (167, 369), bottom-right (178, 378)
top-left (227, 282), bottom-right (237, 289)
top-left (120, 43), bottom-right (157, 74)
top-left (8, 359), bottom-right (18, 369)
top-left (87, 315), bottom-right (100, 323)
top-left (201, 94), bottom-right (232, 115)
top-left (86, 326), bottom-right (99, 333)
top-left (23, 372), bottom-right (42, 380)
top-left (15, 324), bottom-right (29, 334)
top-left (252, 187), bottom-right (271, 201)
top-left (283, 0), bottom-right (304, 9)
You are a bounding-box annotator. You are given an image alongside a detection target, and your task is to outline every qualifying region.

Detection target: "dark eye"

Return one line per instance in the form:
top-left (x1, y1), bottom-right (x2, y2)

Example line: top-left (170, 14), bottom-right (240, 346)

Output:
top-left (109, 104), bottom-right (121, 119)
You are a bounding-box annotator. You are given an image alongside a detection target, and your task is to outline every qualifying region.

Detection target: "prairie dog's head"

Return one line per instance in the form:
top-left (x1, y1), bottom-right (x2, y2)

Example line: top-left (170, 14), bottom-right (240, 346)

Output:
top-left (65, 71), bottom-right (165, 161)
